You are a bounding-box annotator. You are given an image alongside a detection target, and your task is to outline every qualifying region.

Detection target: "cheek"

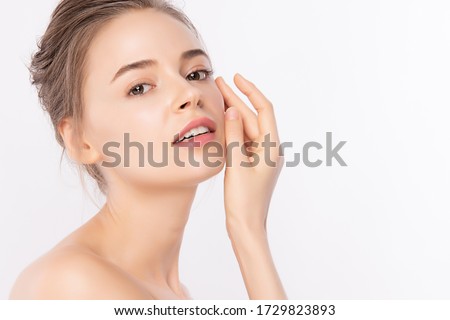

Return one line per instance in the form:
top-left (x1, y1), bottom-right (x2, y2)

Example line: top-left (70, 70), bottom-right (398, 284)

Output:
top-left (203, 84), bottom-right (225, 123)
top-left (128, 105), bottom-right (166, 141)
top-left (210, 83), bottom-right (225, 110)
top-left (208, 84), bottom-right (226, 136)
top-left (82, 98), bottom-right (166, 161)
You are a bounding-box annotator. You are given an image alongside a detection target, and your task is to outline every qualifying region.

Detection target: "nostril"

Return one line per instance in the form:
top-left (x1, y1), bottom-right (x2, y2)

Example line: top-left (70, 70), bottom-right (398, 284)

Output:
top-left (180, 102), bottom-right (189, 109)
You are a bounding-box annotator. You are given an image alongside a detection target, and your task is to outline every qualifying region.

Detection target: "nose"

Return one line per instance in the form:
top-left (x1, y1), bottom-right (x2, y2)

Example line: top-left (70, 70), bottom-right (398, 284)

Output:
top-left (171, 76), bottom-right (203, 112)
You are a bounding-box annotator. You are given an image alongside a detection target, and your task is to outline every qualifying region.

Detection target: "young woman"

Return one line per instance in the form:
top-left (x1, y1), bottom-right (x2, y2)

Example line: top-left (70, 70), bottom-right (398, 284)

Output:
top-left (10, 0), bottom-right (286, 299)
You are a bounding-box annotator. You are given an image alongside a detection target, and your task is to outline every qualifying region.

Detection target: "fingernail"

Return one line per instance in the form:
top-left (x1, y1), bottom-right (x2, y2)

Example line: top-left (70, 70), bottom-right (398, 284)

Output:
top-left (226, 108), bottom-right (239, 120)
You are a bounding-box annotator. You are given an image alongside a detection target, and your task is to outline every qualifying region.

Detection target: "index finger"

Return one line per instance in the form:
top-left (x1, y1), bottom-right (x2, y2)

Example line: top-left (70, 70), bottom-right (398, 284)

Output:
top-left (233, 73), bottom-right (280, 142)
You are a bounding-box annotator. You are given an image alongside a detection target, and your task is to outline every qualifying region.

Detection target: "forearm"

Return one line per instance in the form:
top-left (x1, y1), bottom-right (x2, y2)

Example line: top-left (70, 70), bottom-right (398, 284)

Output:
top-left (227, 221), bottom-right (287, 300)
top-left (219, 72), bottom-right (286, 299)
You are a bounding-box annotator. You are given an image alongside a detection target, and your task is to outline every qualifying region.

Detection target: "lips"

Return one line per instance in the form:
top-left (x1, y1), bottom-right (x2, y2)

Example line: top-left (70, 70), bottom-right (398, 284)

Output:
top-left (172, 116), bottom-right (217, 144)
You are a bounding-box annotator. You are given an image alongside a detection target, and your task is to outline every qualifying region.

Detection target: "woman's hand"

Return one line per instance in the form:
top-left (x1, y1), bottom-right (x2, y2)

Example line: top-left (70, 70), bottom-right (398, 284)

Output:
top-left (215, 73), bottom-right (286, 299)
top-left (215, 73), bottom-right (284, 235)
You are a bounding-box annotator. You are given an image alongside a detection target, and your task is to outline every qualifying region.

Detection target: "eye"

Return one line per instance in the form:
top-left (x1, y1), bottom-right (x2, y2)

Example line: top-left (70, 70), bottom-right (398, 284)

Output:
top-left (128, 83), bottom-right (152, 96)
top-left (186, 69), bottom-right (214, 81)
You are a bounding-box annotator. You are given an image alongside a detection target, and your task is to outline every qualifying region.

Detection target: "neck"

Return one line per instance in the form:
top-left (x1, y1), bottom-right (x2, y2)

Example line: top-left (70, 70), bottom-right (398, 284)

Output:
top-left (93, 180), bottom-right (197, 292)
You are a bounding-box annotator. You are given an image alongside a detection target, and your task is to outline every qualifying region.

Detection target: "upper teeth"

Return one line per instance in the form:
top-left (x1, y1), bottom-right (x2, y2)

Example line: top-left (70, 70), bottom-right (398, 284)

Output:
top-left (177, 126), bottom-right (210, 142)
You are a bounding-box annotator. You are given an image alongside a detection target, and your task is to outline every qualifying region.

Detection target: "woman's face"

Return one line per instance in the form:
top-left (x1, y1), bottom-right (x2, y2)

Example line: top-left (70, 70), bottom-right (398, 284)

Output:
top-left (81, 9), bottom-right (226, 189)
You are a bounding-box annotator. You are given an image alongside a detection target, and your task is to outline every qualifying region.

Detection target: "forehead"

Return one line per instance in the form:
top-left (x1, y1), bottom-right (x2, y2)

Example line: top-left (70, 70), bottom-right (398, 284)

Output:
top-left (85, 8), bottom-right (202, 75)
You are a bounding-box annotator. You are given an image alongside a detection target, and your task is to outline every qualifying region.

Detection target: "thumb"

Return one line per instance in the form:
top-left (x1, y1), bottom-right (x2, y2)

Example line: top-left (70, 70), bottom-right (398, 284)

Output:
top-left (224, 107), bottom-right (245, 165)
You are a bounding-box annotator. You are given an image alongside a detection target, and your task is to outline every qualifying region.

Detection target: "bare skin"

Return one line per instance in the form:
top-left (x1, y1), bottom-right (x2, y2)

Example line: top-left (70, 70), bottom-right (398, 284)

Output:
top-left (10, 8), bottom-right (286, 300)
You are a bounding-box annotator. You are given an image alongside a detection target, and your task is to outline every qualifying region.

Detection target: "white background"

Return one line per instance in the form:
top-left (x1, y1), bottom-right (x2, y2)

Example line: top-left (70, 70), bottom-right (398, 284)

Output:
top-left (1, 0), bottom-right (450, 299)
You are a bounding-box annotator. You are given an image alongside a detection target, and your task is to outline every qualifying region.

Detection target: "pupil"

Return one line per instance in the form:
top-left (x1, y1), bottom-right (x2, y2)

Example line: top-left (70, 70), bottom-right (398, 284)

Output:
top-left (133, 86), bottom-right (143, 95)
top-left (190, 72), bottom-right (199, 80)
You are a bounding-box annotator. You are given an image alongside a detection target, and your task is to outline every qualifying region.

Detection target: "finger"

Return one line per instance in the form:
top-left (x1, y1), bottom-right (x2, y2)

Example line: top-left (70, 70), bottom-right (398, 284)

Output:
top-left (233, 73), bottom-right (280, 142)
top-left (215, 76), bottom-right (259, 141)
top-left (224, 107), bottom-right (246, 166)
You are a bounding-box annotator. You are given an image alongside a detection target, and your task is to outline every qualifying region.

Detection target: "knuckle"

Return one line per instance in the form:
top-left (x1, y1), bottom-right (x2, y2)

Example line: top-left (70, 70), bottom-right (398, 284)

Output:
top-left (246, 89), bottom-right (256, 97)
top-left (265, 100), bottom-right (274, 109)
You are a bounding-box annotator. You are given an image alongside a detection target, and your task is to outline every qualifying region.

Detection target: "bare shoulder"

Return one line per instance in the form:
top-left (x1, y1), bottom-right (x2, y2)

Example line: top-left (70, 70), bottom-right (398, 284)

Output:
top-left (9, 245), bottom-right (153, 300)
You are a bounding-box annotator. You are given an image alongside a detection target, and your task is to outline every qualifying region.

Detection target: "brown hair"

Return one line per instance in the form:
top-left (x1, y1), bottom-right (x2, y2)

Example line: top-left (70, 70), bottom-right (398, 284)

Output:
top-left (30, 0), bottom-right (200, 194)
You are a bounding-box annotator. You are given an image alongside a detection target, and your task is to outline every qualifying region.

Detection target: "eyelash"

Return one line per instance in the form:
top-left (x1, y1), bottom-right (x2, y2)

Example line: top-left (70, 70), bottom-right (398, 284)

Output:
top-left (127, 68), bottom-right (215, 97)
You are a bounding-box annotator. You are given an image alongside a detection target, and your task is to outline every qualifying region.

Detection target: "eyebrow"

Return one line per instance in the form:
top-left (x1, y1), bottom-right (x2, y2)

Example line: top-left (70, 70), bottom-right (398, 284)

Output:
top-left (110, 49), bottom-right (211, 83)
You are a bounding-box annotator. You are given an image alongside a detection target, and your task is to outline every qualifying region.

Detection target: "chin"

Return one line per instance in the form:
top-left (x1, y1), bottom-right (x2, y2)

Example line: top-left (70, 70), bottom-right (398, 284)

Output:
top-left (172, 157), bottom-right (226, 187)
top-left (164, 140), bottom-right (226, 185)
top-left (107, 139), bottom-right (227, 188)
top-left (115, 156), bottom-right (225, 189)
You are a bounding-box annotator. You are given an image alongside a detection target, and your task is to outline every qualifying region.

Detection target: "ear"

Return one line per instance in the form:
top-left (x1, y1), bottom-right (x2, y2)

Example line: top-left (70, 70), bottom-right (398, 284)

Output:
top-left (57, 117), bottom-right (101, 165)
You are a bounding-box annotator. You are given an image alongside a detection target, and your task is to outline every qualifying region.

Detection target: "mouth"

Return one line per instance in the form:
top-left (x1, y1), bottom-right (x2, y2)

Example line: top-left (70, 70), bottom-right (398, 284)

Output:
top-left (172, 117), bottom-right (217, 145)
